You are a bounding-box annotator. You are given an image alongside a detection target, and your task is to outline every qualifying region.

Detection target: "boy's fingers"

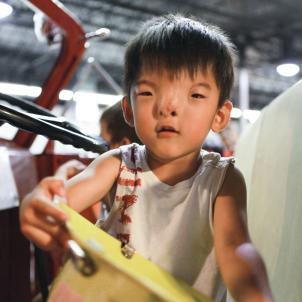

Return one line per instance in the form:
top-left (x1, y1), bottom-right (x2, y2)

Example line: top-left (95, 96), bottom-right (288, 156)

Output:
top-left (55, 226), bottom-right (72, 250)
top-left (23, 217), bottom-right (71, 250)
top-left (30, 211), bottom-right (65, 231)
top-left (22, 226), bottom-right (61, 251)
top-left (31, 199), bottom-right (69, 223)
top-left (20, 199), bottom-right (69, 241)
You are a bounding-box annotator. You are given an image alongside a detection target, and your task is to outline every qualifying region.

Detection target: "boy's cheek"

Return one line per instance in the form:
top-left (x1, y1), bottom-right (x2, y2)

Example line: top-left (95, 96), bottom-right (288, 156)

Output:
top-left (134, 116), bottom-right (152, 135)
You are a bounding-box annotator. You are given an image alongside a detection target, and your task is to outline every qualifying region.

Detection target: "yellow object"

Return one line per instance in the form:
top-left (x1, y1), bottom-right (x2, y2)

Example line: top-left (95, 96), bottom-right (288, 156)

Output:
top-left (48, 204), bottom-right (212, 302)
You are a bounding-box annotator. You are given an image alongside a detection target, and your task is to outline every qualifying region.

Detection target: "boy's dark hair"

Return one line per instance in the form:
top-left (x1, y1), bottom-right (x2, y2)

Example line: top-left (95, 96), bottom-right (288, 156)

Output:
top-left (100, 101), bottom-right (141, 144)
top-left (124, 14), bottom-right (236, 107)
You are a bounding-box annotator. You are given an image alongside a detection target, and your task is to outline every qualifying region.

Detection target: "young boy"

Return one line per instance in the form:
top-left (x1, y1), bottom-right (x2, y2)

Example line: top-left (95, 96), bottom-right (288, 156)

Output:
top-left (20, 15), bottom-right (273, 302)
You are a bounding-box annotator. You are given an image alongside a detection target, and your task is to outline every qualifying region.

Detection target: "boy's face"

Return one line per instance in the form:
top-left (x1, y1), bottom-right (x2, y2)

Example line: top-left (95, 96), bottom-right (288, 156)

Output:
top-left (124, 67), bottom-right (232, 161)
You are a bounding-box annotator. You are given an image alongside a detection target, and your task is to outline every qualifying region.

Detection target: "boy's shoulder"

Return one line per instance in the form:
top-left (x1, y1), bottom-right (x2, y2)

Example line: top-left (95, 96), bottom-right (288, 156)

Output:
top-left (119, 142), bottom-right (142, 153)
top-left (119, 143), bottom-right (143, 161)
top-left (93, 148), bottom-right (123, 172)
top-left (200, 150), bottom-right (243, 198)
top-left (216, 157), bottom-right (246, 198)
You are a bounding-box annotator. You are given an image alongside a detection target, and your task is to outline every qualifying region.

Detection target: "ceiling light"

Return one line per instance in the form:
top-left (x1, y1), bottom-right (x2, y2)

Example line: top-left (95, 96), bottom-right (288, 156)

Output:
top-left (59, 89), bottom-right (74, 101)
top-left (0, 82), bottom-right (41, 97)
top-left (0, 2), bottom-right (13, 19)
top-left (0, 82), bottom-right (122, 106)
top-left (276, 63), bottom-right (300, 77)
top-left (73, 91), bottom-right (122, 106)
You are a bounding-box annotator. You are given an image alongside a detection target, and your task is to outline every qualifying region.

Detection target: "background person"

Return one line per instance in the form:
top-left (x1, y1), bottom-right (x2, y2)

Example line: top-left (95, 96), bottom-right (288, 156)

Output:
top-left (56, 100), bottom-right (141, 180)
top-left (100, 100), bottom-right (141, 149)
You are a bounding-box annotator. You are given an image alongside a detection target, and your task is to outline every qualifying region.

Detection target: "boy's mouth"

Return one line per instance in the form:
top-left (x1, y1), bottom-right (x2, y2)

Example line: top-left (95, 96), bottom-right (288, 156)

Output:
top-left (156, 126), bottom-right (179, 134)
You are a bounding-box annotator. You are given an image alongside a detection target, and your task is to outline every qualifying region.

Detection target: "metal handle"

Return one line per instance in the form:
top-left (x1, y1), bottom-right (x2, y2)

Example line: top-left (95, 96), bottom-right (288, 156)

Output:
top-left (67, 239), bottom-right (97, 276)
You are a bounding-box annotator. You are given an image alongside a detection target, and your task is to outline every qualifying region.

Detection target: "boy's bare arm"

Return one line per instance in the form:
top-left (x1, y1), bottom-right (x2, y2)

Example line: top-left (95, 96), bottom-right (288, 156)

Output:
top-left (19, 149), bottom-right (121, 251)
top-left (213, 165), bottom-right (274, 302)
top-left (65, 149), bottom-right (121, 212)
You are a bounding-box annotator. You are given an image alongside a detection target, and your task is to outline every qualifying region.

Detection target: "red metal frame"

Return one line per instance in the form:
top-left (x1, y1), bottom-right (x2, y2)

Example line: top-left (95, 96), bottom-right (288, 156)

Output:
top-left (0, 2), bottom-right (90, 300)
top-left (14, 0), bottom-right (86, 148)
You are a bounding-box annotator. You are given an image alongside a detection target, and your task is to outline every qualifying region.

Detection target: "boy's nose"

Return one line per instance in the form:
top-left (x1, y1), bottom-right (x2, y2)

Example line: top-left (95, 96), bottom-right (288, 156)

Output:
top-left (157, 96), bottom-right (179, 117)
top-left (159, 108), bottom-right (177, 117)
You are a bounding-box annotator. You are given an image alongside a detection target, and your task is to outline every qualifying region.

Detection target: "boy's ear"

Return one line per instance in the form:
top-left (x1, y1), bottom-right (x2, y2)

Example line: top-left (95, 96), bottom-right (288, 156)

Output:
top-left (122, 96), bottom-right (134, 127)
top-left (211, 100), bottom-right (233, 132)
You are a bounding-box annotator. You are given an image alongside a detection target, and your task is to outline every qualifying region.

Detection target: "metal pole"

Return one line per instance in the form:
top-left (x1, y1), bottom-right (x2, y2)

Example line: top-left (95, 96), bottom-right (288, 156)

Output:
top-left (239, 67), bottom-right (250, 132)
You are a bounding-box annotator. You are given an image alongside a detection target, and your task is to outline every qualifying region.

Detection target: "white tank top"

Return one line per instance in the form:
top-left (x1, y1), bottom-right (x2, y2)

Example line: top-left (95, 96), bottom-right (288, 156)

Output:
top-left (101, 143), bottom-right (234, 301)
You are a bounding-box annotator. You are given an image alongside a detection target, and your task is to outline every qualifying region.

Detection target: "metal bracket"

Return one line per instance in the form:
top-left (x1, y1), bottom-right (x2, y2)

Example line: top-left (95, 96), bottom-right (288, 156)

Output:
top-left (121, 243), bottom-right (136, 259)
top-left (67, 239), bottom-right (97, 277)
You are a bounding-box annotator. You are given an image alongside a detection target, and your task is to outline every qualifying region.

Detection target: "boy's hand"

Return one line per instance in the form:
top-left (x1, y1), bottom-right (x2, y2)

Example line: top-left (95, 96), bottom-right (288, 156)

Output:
top-left (19, 177), bottom-right (70, 251)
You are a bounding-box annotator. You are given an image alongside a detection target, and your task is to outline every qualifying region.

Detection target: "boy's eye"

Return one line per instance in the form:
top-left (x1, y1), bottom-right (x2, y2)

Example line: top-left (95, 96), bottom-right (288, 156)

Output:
top-left (191, 93), bottom-right (205, 99)
top-left (137, 91), bottom-right (152, 96)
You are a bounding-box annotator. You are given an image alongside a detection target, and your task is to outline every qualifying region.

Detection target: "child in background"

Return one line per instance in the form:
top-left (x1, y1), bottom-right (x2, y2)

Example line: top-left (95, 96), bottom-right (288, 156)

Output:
top-left (20, 15), bottom-right (273, 301)
top-left (56, 100), bottom-right (141, 180)
top-left (100, 100), bottom-right (141, 149)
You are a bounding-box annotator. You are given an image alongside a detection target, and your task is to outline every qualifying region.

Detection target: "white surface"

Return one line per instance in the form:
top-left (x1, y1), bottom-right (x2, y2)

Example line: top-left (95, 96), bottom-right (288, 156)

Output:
top-left (235, 79), bottom-right (302, 301)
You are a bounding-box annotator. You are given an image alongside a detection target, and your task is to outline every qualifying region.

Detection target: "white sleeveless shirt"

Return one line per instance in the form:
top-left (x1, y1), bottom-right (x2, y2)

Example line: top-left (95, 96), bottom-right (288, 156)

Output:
top-left (101, 143), bottom-right (234, 301)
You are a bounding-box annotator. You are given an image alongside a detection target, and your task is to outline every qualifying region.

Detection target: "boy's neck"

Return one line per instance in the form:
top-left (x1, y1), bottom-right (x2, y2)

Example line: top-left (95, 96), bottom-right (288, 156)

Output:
top-left (145, 149), bottom-right (202, 186)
